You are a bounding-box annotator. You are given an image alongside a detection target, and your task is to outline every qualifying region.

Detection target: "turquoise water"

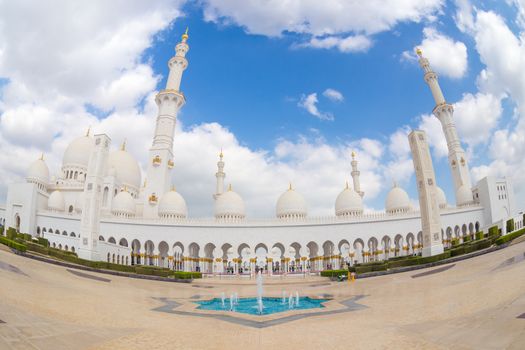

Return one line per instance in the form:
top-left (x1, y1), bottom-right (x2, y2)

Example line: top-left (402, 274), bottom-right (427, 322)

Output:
top-left (195, 297), bottom-right (328, 315)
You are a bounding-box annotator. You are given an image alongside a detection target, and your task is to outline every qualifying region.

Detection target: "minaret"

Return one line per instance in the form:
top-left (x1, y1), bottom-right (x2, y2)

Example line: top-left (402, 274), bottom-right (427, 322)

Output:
top-left (417, 48), bottom-right (472, 205)
top-left (351, 151), bottom-right (364, 198)
top-left (409, 130), bottom-right (444, 257)
top-left (213, 150), bottom-right (225, 200)
top-left (78, 133), bottom-right (110, 261)
top-left (143, 29), bottom-right (189, 218)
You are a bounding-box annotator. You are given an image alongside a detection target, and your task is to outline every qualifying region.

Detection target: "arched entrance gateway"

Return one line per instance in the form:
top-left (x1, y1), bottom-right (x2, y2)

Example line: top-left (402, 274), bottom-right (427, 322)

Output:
top-left (14, 213), bottom-right (20, 232)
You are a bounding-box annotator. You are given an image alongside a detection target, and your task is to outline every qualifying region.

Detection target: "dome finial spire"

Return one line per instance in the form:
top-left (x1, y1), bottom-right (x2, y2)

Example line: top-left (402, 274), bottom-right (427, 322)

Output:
top-left (416, 47), bottom-right (423, 57)
top-left (181, 27), bottom-right (189, 42)
top-left (219, 148), bottom-right (223, 159)
top-left (40, 152), bottom-right (44, 161)
top-left (351, 150), bottom-right (356, 160)
top-left (121, 138), bottom-right (127, 151)
top-left (289, 182), bottom-right (293, 191)
top-left (228, 183), bottom-right (232, 191)
top-left (345, 181), bottom-right (349, 190)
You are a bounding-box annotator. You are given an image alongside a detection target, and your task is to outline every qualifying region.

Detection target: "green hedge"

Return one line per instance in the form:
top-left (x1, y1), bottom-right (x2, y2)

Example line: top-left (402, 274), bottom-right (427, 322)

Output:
top-left (37, 237), bottom-right (49, 247)
top-left (320, 269), bottom-right (348, 277)
top-left (6, 227), bottom-right (17, 240)
top-left (174, 271), bottom-right (202, 279)
top-left (506, 218), bottom-right (515, 233)
top-left (451, 238), bottom-right (460, 246)
top-left (495, 227), bottom-right (525, 245)
top-left (450, 239), bottom-right (491, 257)
top-left (386, 251), bottom-right (451, 269)
top-left (355, 263), bottom-right (388, 274)
top-left (488, 225), bottom-right (499, 237)
top-left (463, 235), bottom-right (471, 242)
top-left (475, 231), bottom-right (484, 240)
top-left (0, 236), bottom-right (27, 252)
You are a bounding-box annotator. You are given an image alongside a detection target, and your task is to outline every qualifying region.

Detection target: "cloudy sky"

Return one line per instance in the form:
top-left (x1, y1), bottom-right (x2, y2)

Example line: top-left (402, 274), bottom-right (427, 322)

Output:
top-left (0, 0), bottom-right (523, 217)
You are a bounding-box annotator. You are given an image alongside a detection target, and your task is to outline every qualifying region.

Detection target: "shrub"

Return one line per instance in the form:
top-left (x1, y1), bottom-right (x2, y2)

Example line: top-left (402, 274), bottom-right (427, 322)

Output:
top-left (320, 269), bottom-right (345, 277)
top-left (37, 237), bottom-right (49, 247)
top-left (0, 236), bottom-right (27, 252)
top-left (451, 238), bottom-right (460, 246)
top-left (174, 271), bottom-right (202, 279)
top-left (488, 225), bottom-right (499, 237)
top-left (475, 231), bottom-right (484, 240)
top-left (355, 263), bottom-right (387, 274)
top-left (506, 218), bottom-right (515, 233)
top-left (6, 227), bottom-right (17, 240)
top-left (463, 235), bottom-right (471, 242)
top-left (495, 228), bottom-right (525, 245)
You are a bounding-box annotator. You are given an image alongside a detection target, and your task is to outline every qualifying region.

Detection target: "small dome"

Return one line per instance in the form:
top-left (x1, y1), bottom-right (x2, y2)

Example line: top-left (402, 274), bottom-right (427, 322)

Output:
top-left (335, 184), bottom-right (363, 217)
top-left (27, 157), bottom-right (49, 185)
top-left (108, 149), bottom-right (141, 191)
top-left (436, 186), bottom-right (447, 209)
top-left (159, 189), bottom-right (187, 218)
top-left (112, 190), bottom-right (135, 216)
top-left (215, 186), bottom-right (245, 219)
top-left (63, 135), bottom-right (94, 168)
top-left (456, 185), bottom-right (473, 207)
top-left (385, 184), bottom-right (410, 214)
top-left (276, 185), bottom-right (307, 219)
top-left (48, 190), bottom-right (65, 212)
top-left (75, 192), bottom-right (84, 213)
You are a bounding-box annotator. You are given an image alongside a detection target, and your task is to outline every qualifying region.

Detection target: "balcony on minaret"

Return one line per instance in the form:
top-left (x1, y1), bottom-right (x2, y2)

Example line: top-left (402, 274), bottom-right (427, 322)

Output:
top-left (168, 159), bottom-right (174, 169)
top-left (148, 193), bottom-right (158, 205)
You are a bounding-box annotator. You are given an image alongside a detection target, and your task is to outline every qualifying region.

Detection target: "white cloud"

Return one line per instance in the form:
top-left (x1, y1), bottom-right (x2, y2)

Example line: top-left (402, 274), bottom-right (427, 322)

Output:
top-left (305, 35), bottom-right (372, 53)
top-left (403, 27), bottom-right (468, 79)
top-left (202, 0), bottom-right (443, 37)
top-left (322, 88), bottom-right (344, 102)
top-left (298, 93), bottom-right (334, 121)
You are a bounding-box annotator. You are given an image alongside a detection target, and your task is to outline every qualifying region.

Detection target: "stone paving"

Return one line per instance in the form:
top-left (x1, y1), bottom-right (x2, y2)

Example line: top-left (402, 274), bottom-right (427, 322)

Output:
top-left (0, 241), bottom-right (525, 349)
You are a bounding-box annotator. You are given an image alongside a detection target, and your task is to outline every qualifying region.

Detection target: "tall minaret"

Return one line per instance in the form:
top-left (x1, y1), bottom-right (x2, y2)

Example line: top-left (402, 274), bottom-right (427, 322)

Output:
top-left (143, 29), bottom-right (189, 218)
top-left (213, 150), bottom-right (225, 200)
top-left (417, 48), bottom-right (472, 205)
top-left (351, 151), bottom-right (364, 198)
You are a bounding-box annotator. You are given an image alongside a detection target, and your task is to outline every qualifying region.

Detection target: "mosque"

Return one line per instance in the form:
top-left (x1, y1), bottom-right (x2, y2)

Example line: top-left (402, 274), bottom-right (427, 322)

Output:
top-left (0, 31), bottom-right (519, 274)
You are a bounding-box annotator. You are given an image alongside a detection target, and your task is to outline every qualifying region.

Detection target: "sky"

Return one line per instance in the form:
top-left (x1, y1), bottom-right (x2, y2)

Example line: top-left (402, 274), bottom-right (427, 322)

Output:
top-left (0, 0), bottom-right (524, 218)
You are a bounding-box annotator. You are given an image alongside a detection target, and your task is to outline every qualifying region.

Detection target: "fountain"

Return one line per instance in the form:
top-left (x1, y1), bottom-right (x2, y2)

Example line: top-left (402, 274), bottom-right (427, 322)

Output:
top-left (221, 292), bottom-right (226, 308)
top-left (288, 293), bottom-right (294, 309)
top-left (230, 294), bottom-right (234, 311)
top-left (295, 291), bottom-right (299, 306)
top-left (282, 290), bottom-right (287, 305)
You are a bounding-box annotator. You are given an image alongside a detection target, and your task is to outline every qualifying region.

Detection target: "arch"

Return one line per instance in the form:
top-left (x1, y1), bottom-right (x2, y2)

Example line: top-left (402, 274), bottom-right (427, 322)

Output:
top-left (37, 226), bottom-right (41, 236)
top-left (119, 238), bottom-right (128, 247)
top-left (99, 235), bottom-right (105, 241)
top-left (58, 244), bottom-right (62, 250)
top-left (62, 230), bottom-right (67, 236)
top-left (103, 187), bottom-right (109, 206)
top-left (144, 240), bottom-right (155, 266)
top-left (381, 235), bottom-right (391, 260)
top-left (132, 239), bottom-right (141, 265)
top-left (307, 241), bottom-right (319, 259)
top-left (112, 253), bottom-right (115, 264)
top-left (64, 245), bottom-right (68, 251)
top-left (68, 205), bottom-right (74, 213)
top-left (70, 232), bottom-right (76, 237)
top-left (454, 225), bottom-right (460, 237)
top-left (52, 242), bottom-right (56, 248)
top-left (117, 255), bottom-right (120, 264)
top-left (71, 246), bottom-right (75, 253)
top-left (394, 234), bottom-right (404, 257)
top-left (107, 252), bottom-right (110, 262)
top-left (42, 228), bottom-right (47, 234)
top-left (461, 224), bottom-right (467, 236)
top-left (125, 256), bottom-right (128, 265)
top-left (475, 221), bottom-right (480, 232)
top-left (108, 237), bottom-right (116, 244)
top-left (55, 229), bottom-right (60, 235)
top-left (14, 213), bottom-right (20, 232)
top-left (74, 171), bottom-right (78, 179)
top-left (468, 222), bottom-right (474, 234)
top-left (158, 241), bottom-right (169, 268)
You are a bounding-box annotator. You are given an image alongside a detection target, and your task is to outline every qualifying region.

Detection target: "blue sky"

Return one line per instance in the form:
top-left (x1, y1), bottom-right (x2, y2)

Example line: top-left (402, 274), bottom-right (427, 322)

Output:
top-left (0, 0), bottom-right (524, 217)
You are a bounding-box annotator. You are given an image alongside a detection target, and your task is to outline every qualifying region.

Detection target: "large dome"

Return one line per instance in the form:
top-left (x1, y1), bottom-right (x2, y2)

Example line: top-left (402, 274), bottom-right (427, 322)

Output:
top-left (215, 186), bottom-right (245, 219)
top-left (385, 184), bottom-right (410, 214)
top-left (108, 149), bottom-right (141, 190)
top-left (159, 189), bottom-right (187, 218)
top-left (63, 135), bottom-right (94, 168)
top-left (48, 190), bottom-right (65, 212)
top-left (436, 186), bottom-right (447, 209)
top-left (456, 185), bottom-right (473, 207)
top-left (335, 184), bottom-right (363, 217)
top-left (276, 185), bottom-right (307, 219)
top-left (112, 190), bottom-right (135, 216)
top-left (27, 157), bottom-right (49, 185)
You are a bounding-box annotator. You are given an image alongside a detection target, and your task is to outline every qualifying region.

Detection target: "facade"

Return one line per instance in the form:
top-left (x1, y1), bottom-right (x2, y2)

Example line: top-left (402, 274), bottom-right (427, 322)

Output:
top-left (0, 36), bottom-right (519, 275)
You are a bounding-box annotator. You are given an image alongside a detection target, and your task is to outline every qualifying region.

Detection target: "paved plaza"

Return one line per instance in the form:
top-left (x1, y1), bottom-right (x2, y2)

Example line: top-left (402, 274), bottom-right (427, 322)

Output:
top-left (1, 242), bottom-right (525, 349)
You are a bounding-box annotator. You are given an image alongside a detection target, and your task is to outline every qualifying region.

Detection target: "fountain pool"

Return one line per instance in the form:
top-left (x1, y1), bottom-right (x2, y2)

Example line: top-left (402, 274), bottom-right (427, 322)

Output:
top-left (195, 297), bottom-right (328, 315)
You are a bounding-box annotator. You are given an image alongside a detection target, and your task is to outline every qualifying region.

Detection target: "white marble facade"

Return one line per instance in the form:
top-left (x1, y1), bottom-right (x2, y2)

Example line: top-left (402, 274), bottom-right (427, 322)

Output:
top-left (0, 36), bottom-right (518, 274)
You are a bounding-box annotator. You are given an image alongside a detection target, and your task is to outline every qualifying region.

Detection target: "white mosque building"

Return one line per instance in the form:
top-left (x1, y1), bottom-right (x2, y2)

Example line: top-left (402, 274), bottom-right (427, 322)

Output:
top-left (0, 32), bottom-right (519, 274)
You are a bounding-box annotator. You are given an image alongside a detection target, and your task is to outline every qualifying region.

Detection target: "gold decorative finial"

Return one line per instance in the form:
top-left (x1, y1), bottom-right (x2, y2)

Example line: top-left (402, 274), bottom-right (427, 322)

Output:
top-left (219, 148), bottom-right (223, 159)
top-left (121, 138), bottom-right (127, 151)
top-left (289, 182), bottom-right (293, 191)
top-left (351, 151), bottom-right (356, 159)
top-left (228, 183), bottom-right (232, 191)
top-left (345, 181), bottom-right (349, 190)
top-left (40, 153), bottom-right (44, 161)
top-left (86, 126), bottom-right (91, 137)
top-left (181, 27), bottom-right (189, 41)
top-left (123, 186), bottom-right (128, 192)
top-left (416, 47), bottom-right (423, 57)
